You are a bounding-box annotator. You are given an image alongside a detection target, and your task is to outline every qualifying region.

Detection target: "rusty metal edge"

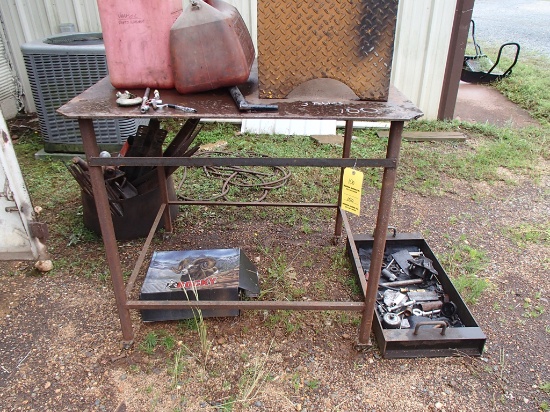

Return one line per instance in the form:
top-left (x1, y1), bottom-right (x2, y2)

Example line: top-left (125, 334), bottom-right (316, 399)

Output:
top-left (169, 201), bottom-right (336, 208)
top-left (127, 300), bottom-right (365, 311)
top-left (89, 157), bottom-right (396, 168)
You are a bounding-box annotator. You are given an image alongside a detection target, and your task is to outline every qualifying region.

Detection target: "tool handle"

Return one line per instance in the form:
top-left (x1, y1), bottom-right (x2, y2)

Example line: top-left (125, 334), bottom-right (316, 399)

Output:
top-left (413, 321), bottom-right (447, 336)
top-left (140, 87), bottom-right (151, 113)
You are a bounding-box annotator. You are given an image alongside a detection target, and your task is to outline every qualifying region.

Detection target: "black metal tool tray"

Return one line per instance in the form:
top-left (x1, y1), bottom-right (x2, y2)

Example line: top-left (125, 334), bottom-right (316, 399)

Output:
top-left (347, 232), bottom-right (486, 359)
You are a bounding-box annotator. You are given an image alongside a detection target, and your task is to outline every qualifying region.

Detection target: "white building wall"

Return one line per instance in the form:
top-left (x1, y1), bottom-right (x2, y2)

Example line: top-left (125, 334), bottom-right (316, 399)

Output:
top-left (0, 0), bottom-right (103, 114)
top-left (392, 0), bottom-right (456, 119)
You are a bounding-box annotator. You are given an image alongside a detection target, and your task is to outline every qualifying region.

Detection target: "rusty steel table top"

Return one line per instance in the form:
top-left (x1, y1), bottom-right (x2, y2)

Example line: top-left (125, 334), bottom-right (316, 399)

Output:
top-left (58, 67), bottom-right (423, 122)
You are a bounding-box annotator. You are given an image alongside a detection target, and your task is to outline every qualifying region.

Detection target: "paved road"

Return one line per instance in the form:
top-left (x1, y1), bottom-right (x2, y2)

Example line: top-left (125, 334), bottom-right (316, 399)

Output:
top-left (472, 0), bottom-right (550, 58)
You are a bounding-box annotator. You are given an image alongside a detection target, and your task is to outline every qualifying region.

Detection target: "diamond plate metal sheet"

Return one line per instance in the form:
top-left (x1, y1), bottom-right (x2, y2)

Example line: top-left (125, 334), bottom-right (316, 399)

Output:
top-left (258, 0), bottom-right (398, 101)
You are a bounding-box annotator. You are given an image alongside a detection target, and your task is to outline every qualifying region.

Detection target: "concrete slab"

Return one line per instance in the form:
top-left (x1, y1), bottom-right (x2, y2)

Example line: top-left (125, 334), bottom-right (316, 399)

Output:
top-left (454, 82), bottom-right (539, 127)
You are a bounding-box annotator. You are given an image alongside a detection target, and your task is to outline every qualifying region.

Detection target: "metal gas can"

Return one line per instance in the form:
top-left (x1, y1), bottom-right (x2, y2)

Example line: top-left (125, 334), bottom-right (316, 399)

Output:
top-left (97, 0), bottom-right (183, 89)
top-left (170, 0), bottom-right (255, 94)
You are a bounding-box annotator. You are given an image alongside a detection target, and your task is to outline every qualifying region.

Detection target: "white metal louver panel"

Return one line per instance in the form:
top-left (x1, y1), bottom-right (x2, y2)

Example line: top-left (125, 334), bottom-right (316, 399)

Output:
top-left (21, 33), bottom-right (137, 152)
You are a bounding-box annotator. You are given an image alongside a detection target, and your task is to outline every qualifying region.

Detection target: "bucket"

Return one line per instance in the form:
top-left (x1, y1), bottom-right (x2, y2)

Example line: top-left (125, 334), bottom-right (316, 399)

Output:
top-left (96, 0), bottom-right (182, 89)
top-left (170, 0), bottom-right (255, 94)
top-left (82, 177), bottom-right (179, 241)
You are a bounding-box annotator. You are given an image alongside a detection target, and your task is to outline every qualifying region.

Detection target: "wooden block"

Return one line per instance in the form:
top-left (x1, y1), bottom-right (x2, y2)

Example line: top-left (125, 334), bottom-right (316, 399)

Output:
top-left (311, 135), bottom-right (359, 145)
top-left (376, 131), bottom-right (466, 142)
top-left (311, 134), bottom-right (344, 145)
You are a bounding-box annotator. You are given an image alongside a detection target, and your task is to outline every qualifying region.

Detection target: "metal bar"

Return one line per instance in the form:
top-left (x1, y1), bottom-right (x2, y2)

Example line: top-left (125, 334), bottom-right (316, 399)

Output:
top-left (339, 208), bottom-right (367, 294)
top-left (89, 157), bottom-right (395, 168)
top-left (169, 201), bottom-right (337, 208)
top-left (229, 86), bottom-right (279, 111)
top-left (334, 120), bottom-right (354, 241)
top-left (125, 204), bottom-right (166, 298)
top-left (358, 120), bottom-right (404, 345)
top-left (127, 300), bottom-right (365, 311)
top-left (156, 166), bottom-right (172, 232)
top-left (79, 119), bottom-right (134, 344)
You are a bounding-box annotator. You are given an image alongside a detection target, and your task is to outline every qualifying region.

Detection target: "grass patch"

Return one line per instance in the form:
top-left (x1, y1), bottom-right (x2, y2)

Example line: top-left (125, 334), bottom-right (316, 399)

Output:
top-left (503, 222), bottom-right (550, 248)
top-left (463, 38), bottom-right (550, 125)
top-left (400, 120), bottom-right (548, 194)
top-left (139, 331), bottom-right (159, 355)
top-left (439, 235), bottom-right (491, 305)
top-left (492, 52), bottom-right (550, 126)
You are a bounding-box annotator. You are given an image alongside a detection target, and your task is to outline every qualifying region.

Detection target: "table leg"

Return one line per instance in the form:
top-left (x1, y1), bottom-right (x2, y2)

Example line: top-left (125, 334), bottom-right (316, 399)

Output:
top-left (358, 120), bottom-right (404, 344)
top-left (334, 120), bottom-right (354, 242)
top-left (79, 119), bottom-right (134, 345)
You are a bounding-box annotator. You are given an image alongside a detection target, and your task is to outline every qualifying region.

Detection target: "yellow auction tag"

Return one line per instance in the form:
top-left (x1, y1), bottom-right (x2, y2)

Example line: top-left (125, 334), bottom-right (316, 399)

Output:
top-left (341, 167), bottom-right (363, 216)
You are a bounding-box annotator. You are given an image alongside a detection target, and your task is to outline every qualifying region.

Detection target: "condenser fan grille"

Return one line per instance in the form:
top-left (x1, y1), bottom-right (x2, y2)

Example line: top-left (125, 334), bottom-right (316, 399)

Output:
top-left (22, 33), bottom-right (136, 152)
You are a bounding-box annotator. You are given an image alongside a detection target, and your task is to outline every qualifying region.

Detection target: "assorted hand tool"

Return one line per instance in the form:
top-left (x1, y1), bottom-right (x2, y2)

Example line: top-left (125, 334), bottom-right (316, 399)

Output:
top-left (359, 246), bottom-right (463, 330)
top-left (67, 116), bottom-right (202, 216)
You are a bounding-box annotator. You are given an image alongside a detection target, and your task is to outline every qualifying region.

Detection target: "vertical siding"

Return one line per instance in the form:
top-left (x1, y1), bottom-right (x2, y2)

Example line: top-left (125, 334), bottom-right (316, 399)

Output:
top-left (391, 0), bottom-right (456, 119)
top-left (0, 0), bottom-right (102, 115)
top-left (0, 13), bottom-right (20, 118)
top-left (0, 57), bottom-right (18, 119)
top-left (227, 0), bottom-right (258, 49)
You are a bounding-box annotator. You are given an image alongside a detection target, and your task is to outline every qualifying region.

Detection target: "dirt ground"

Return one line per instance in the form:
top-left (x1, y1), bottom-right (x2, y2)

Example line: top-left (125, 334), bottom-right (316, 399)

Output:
top-left (0, 126), bottom-right (549, 411)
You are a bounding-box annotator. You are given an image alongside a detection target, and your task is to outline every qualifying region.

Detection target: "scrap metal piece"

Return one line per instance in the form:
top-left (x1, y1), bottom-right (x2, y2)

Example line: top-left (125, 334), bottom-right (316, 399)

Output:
top-left (115, 91), bottom-right (142, 106)
top-left (388, 299), bottom-right (415, 312)
top-left (149, 89), bottom-right (162, 109)
top-left (391, 249), bottom-right (415, 276)
top-left (441, 301), bottom-right (458, 317)
top-left (412, 308), bottom-right (441, 317)
top-left (420, 300), bottom-right (444, 312)
top-left (382, 312), bottom-right (401, 329)
top-left (407, 291), bottom-right (440, 302)
top-left (381, 267), bottom-right (397, 282)
top-left (408, 256), bottom-right (438, 279)
top-left (154, 103), bottom-right (197, 113)
top-left (229, 86), bottom-right (278, 112)
top-left (140, 87), bottom-right (151, 113)
top-left (382, 289), bottom-right (402, 306)
top-left (379, 279), bottom-right (423, 288)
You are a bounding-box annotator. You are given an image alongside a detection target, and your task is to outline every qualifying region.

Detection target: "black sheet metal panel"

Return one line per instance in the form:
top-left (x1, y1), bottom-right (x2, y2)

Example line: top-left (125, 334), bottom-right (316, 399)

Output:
top-left (140, 248), bottom-right (259, 322)
top-left (347, 232), bottom-right (486, 358)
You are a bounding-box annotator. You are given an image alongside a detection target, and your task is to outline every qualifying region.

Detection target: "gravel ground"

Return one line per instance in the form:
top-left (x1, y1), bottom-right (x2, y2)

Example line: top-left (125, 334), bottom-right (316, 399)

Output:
top-left (472, 0), bottom-right (550, 57)
top-left (0, 142), bottom-right (548, 411)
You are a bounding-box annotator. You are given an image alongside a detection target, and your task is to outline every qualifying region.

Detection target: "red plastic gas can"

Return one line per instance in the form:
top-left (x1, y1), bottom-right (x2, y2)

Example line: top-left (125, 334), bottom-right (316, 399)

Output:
top-left (170, 0), bottom-right (255, 94)
top-left (97, 0), bottom-right (182, 89)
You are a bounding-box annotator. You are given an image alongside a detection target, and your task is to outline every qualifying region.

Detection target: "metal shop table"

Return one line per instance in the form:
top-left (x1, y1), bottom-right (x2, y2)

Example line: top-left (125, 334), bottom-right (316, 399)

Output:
top-left (58, 74), bottom-right (422, 347)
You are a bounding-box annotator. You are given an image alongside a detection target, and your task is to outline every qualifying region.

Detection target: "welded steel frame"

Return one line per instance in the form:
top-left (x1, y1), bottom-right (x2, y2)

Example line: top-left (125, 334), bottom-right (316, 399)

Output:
top-left (59, 74), bottom-right (422, 347)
